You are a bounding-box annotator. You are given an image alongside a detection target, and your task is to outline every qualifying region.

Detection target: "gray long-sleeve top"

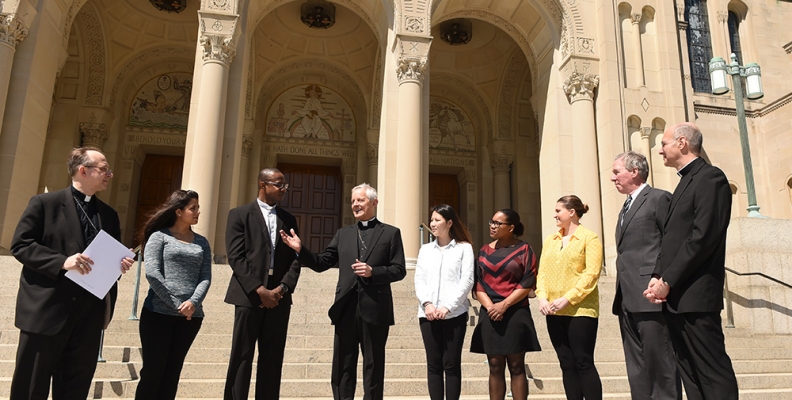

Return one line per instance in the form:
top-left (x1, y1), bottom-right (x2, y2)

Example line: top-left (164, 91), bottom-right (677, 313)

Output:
top-left (142, 229), bottom-right (212, 318)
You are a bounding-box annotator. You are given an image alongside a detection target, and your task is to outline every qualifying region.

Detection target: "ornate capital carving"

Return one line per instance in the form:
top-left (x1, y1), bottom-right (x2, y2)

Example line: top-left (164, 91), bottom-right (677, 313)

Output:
top-left (79, 122), bottom-right (108, 149)
top-left (366, 143), bottom-right (378, 165)
top-left (396, 56), bottom-right (427, 84)
top-left (0, 13), bottom-right (29, 49)
top-left (630, 13), bottom-right (642, 24)
top-left (200, 34), bottom-right (236, 65)
top-left (490, 155), bottom-right (513, 174)
top-left (241, 134), bottom-right (253, 158)
top-left (640, 127), bottom-right (651, 139)
top-left (717, 11), bottom-right (728, 23)
top-left (563, 72), bottom-right (599, 103)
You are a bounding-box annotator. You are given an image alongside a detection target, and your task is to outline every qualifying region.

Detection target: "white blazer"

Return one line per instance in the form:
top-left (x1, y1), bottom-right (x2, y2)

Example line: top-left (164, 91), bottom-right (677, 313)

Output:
top-left (414, 239), bottom-right (475, 319)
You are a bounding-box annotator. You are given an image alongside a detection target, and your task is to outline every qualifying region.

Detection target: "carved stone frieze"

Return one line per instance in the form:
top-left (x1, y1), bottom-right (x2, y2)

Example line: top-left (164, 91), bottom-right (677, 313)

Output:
top-left (207, 0), bottom-right (232, 12)
top-left (0, 13), bottom-right (28, 49)
top-left (366, 143), bottom-right (378, 165)
top-left (630, 13), bottom-right (642, 24)
top-left (563, 72), bottom-right (599, 102)
top-left (490, 155), bottom-right (513, 174)
top-left (241, 134), bottom-right (253, 157)
top-left (577, 37), bottom-right (594, 54)
top-left (396, 56), bottom-right (427, 84)
top-left (404, 16), bottom-right (424, 33)
top-left (78, 5), bottom-right (105, 106)
top-left (79, 121), bottom-right (108, 149)
top-left (432, 74), bottom-right (493, 140)
top-left (109, 47), bottom-right (193, 107)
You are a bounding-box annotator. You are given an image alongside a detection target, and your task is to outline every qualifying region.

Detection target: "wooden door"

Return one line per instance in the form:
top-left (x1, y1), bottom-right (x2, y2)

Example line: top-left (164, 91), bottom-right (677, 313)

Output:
top-left (278, 163), bottom-right (342, 250)
top-left (429, 173), bottom-right (460, 214)
top-left (133, 155), bottom-right (184, 246)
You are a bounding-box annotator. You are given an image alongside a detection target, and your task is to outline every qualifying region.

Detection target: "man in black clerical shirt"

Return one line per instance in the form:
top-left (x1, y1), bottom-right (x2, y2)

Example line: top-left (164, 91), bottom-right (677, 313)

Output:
top-left (280, 183), bottom-right (406, 400)
top-left (10, 147), bottom-right (134, 399)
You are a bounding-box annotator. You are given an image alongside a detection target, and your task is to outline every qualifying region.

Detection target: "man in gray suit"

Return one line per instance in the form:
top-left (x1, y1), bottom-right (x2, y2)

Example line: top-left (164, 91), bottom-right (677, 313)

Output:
top-left (610, 151), bottom-right (680, 400)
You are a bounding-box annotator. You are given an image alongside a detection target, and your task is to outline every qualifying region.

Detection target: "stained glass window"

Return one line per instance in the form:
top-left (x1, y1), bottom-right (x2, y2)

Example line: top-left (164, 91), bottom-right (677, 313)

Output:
top-left (685, 0), bottom-right (713, 93)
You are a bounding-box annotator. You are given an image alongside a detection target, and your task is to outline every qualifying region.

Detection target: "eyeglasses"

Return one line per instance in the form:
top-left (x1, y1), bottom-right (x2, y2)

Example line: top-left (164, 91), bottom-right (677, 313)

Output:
top-left (488, 220), bottom-right (511, 228)
top-left (265, 181), bottom-right (290, 190)
top-left (85, 165), bottom-right (113, 176)
top-left (660, 137), bottom-right (681, 148)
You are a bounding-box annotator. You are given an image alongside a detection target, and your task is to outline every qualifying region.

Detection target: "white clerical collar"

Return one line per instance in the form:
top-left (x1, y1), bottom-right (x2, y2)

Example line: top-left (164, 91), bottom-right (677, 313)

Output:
top-left (256, 198), bottom-right (276, 212)
top-left (359, 217), bottom-right (377, 227)
top-left (71, 185), bottom-right (92, 202)
top-left (676, 157), bottom-right (699, 177)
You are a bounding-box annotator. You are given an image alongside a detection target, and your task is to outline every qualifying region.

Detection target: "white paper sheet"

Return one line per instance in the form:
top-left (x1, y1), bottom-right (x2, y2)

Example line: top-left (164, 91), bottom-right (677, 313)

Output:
top-left (66, 230), bottom-right (134, 299)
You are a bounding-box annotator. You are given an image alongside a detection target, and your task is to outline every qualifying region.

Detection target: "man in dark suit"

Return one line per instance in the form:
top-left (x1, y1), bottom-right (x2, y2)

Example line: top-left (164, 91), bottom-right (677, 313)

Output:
top-left (10, 147), bottom-right (134, 400)
top-left (224, 168), bottom-right (302, 400)
top-left (611, 151), bottom-right (680, 400)
top-left (280, 183), bottom-right (406, 400)
top-left (644, 122), bottom-right (738, 400)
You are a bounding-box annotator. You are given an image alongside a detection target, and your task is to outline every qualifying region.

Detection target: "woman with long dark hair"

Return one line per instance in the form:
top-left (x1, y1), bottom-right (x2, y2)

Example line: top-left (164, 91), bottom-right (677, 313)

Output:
top-left (537, 195), bottom-right (603, 400)
top-left (414, 204), bottom-right (475, 400)
top-left (471, 209), bottom-right (541, 400)
top-left (135, 189), bottom-right (212, 400)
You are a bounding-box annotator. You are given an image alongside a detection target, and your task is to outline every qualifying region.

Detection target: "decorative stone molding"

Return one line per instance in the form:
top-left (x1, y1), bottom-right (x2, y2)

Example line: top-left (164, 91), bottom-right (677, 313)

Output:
top-left (0, 13), bottom-right (28, 49)
top-left (577, 37), bottom-right (594, 54)
top-left (78, 4), bottom-right (105, 106)
top-left (241, 134), bottom-right (253, 157)
top-left (490, 155), bottom-right (513, 174)
top-left (675, 2), bottom-right (685, 22)
top-left (206, 0), bottom-right (232, 12)
top-left (497, 52), bottom-right (525, 140)
top-left (366, 143), bottom-right (378, 165)
top-left (404, 16), bottom-right (424, 33)
top-left (396, 56), bottom-right (427, 84)
top-left (563, 72), bottom-right (599, 103)
top-left (433, 74), bottom-right (493, 141)
top-left (371, 52), bottom-right (383, 128)
top-left (109, 46), bottom-right (193, 107)
top-left (198, 11), bottom-right (238, 65)
top-left (717, 11), bottom-right (728, 23)
top-left (640, 127), bottom-right (651, 139)
top-left (80, 121), bottom-right (108, 149)
top-left (630, 13), bottom-right (642, 24)
top-left (259, 60), bottom-right (365, 113)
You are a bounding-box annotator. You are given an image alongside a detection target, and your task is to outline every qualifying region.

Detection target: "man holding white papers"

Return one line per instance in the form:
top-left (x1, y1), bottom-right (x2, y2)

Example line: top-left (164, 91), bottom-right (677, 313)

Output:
top-left (10, 147), bottom-right (134, 400)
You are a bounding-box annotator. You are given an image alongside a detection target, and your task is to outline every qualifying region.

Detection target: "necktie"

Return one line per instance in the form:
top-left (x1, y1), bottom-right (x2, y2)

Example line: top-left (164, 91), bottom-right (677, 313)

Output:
top-left (620, 195), bottom-right (632, 226)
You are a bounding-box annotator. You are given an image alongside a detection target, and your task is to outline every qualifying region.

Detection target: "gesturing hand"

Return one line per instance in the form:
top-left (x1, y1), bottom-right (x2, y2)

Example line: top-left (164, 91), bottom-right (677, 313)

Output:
top-left (278, 229), bottom-right (302, 252)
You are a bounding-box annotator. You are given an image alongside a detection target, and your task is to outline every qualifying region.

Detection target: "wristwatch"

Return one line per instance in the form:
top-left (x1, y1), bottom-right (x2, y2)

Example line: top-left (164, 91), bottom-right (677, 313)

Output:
top-left (279, 283), bottom-right (290, 294)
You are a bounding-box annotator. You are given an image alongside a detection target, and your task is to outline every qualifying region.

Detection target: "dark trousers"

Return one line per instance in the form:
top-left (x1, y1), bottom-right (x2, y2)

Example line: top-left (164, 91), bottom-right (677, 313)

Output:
top-left (546, 315), bottom-right (602, 400)
top-left (618, 307), bottom-right (681, 400)
top-left (663, 310), bottom-right (738, 400)
top-left (418, 312), bottom-right (468, 400)
top-left (135, 307), bottom-right (203, 400)
top-left (224, 302), bottom-right (292, 400)
top-left (10, 296), bottom-right (104, 400)
top-left (332, 299), bottom-right (390, 400)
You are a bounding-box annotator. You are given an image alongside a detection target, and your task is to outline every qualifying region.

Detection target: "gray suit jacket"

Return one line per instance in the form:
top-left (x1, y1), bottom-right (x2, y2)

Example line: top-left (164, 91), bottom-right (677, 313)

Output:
top-left (612, 185), bottom-right (672, 314)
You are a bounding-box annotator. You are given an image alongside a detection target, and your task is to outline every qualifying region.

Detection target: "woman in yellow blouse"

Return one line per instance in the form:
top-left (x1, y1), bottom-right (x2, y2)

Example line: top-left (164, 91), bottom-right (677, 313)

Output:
top-left (536, 195), bottom-right (603, 400)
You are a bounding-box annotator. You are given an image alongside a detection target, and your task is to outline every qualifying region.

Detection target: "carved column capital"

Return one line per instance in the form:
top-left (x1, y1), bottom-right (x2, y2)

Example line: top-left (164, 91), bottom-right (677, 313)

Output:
top-left (396, 56), bottom-right (427, 84)
top-left (79, 122), bottom-right (108, 149)
top-left (717, 11), bottom-right (729, 23)
top-left (0, 13), bottom-right (29, 49)
top-left (490, 155), bottom-right (513, 174)
top-left (563, 72), bottom-right (599, 103)
top-left (630, 13), bottom-right (642, 24)
top-left (198, 11), bottom-right (238, 66)
top-left (640, 127), bottom-right (652, 139)
top-left (366, 143), bottom-right (378, 165)
top-left (241, 134), bottom-right (253, 158)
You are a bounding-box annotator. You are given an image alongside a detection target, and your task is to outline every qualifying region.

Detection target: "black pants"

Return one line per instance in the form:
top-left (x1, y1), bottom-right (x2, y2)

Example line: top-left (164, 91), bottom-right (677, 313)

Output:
top-left (546, 315), bottom-right (602, 400)
top-left (224, 303), bottom-right (292, 400)
top-left (332, 298), bottom-right (390, 400)
top-left (135, 307), bottom-right (203, 400)
top-left (10, 295), bottom-right (104, 400)
top-left (663, 310), bottom-right (738, 400)
top-left (419, 312), bottom-right (468, 400)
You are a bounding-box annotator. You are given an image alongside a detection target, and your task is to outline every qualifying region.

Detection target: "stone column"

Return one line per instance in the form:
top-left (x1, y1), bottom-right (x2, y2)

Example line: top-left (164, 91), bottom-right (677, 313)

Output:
top-left (563, 72), bottom-right (603, 240)
top-left (394, 35), bottom-right (430, 261)
top-left (0, 13), bottom-right (29, 131)
top-left (630, 13), bottom-right (645, 87)
top-left (79, 122), bottom-right (108, 150)
top-left (237, 119), bottom-right (254, 203)
top-left (640, 126), bottom-right (653, 186)
top-left (182, 12), bottom-right (237, 243)
top-left (491, 155), bottom-right (513, 211)
top-left (366, 143), bottom-right (378, 188)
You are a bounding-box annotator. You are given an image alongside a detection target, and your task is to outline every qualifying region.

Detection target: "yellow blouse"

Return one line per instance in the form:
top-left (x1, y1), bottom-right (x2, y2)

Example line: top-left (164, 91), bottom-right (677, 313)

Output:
top-left (536, 224), bottom-right (603, 318)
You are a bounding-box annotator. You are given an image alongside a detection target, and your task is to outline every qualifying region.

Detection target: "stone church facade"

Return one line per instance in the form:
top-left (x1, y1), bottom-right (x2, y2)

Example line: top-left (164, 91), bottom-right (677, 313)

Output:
top-left (1, 0), bottom-right (791, 271)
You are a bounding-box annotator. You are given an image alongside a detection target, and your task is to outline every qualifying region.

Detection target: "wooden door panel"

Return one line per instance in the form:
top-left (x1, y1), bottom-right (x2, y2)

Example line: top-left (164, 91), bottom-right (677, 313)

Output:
top-left (279, 163), bottom-right (342, 251)
top-left (429, 173), bottom-right (460, 214)
top-left (133, 155), bottom-right (184, 246)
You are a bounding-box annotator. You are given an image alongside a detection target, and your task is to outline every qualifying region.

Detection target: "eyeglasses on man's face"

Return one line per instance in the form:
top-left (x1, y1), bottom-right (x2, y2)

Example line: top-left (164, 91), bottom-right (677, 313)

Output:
top-left (85, 165), bottom-right (113, 177)
top-left (265, 181), bottom-right (290, 190)
top-left (488, 220), bottom-right (511, 228)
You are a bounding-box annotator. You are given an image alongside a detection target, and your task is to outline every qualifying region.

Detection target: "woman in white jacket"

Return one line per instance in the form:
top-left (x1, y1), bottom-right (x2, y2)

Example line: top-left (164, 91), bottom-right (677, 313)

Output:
top-left (415, 204), bottom-right (475, 400)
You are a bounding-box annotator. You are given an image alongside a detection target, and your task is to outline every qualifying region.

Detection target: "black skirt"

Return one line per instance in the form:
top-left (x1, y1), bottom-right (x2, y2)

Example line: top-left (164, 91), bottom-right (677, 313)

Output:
top-left (470, 304), bottom-right (541, 355)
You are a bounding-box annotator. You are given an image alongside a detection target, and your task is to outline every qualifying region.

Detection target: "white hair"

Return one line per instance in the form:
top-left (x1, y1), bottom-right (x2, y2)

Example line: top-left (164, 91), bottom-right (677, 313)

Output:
top-left (352, 183), bottom-right (377, 201)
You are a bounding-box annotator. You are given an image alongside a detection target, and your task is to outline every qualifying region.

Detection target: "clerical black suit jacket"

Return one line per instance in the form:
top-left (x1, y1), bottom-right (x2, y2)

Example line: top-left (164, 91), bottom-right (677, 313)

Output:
top-left (298, 222), bottom-right (406, 326)
top-left (612, 185), bottom-right (672, 315)
top-left (225, 201), bottom-right (301, 307)
top-left (653, 158), bottom-right (732, 314)
top-left (11, 187), bottom-right (121, 335)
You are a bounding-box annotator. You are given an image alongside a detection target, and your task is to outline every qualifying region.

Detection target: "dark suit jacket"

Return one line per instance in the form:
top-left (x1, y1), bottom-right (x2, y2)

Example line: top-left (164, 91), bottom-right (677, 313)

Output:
top-left (612, 185), bottom-right (672, 315)
top-left (225, 201), bottom-right (301, 307)
top-left (298, 221), bottom-right (406, 326)
top-left (653, 158), bottom-right (732, 314)
top-left (11, 187), bottom-right (120, 335)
